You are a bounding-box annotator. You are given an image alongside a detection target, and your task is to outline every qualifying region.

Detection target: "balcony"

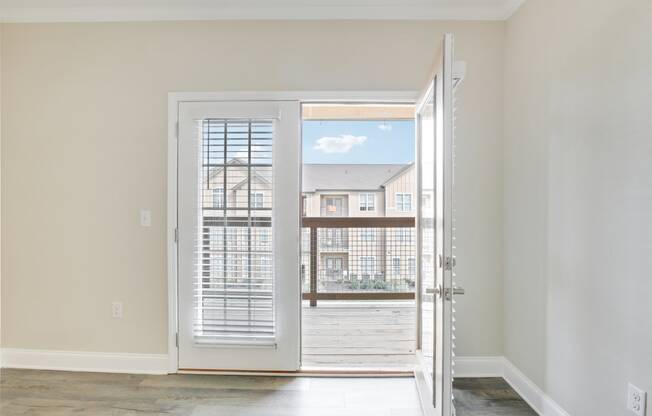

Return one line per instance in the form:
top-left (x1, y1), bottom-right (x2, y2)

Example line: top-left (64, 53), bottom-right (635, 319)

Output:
top-left (301, 216), bottom-right (417, 370)
top-left (301, 217), bottom-right (416, 304)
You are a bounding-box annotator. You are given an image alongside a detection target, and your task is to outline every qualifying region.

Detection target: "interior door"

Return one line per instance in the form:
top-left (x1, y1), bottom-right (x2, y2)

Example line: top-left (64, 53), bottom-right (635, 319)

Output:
top-left (177, 100), bottom-right (301, 371)
top-left (415, 33), bottom-right (459, 416)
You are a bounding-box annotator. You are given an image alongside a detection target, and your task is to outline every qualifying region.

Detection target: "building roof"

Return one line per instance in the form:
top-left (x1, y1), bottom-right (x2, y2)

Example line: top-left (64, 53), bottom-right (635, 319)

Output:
top-left (302, 164), bottom-right (411, 192)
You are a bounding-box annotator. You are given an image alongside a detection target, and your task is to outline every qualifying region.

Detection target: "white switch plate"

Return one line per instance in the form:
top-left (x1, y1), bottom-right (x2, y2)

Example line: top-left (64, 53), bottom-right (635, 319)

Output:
top-left (112, 302), bottom-right (123, 319)
top-left (140, 209), bottom-right (152, 227)
top-left (628, 383), bottom-right (647, 416)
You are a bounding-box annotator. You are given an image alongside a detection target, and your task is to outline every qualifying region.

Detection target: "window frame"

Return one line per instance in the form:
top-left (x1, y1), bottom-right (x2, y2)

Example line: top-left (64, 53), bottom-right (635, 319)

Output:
top-left (251, 191), bottom-right (265, 209)
top-left (359, 255), bottom-right (377, 277)
top-left (360, 227), bottom-right (377, 241)
top-left (392, 256), bottom-right (401, 276)
top-left (396, 192), bottom-right (413, 212)
top-left (213, 188), bottom-right (225, 209)
top-left (359, 192), bottom-right (376, 212)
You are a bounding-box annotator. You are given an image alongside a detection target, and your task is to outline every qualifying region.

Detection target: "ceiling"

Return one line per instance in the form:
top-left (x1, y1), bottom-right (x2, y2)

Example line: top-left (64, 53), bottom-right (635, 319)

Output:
top-left (0, 0), bottom-right (526, 22)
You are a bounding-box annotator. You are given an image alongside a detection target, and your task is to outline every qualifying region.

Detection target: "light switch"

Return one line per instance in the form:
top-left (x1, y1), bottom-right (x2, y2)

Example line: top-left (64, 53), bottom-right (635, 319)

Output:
top-left (140, 209), bottom-right (152, 227)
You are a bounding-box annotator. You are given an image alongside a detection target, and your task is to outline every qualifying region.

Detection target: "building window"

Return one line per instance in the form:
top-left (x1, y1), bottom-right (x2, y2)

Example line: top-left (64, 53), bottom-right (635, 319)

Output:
top-left (210, 255), bottom-right (224, 275)
top-left (324, 228), bottom-right (343, 247)
top-left (256, 228), bottom-right (270, 245)
top-left (302, 196), bottom-right (307, 216)
top-left (325, 257), bottom-right (343, 280)
top-left (359, 256), bottom-right (376, 277)
top-left (359, 193), bottom-right (375, 211)
top-left (408, 257), bottom-right (416, 276)
top-left (396, 228), bottom-right (412, 243)
top-left (258, 255), bottom-right (272, 274)
top-left (213, 188), bottom-right (224, 208)
top-left (251, 192), bottom-right (264, 208)
top-left (396, 193), bottom-right (412, 212)
top-left (323, 196), bottom-right (344, 216)
top-left (360, 228), bottom-right (376, 241)
top-left (392, 257), bottom-right (401, 276)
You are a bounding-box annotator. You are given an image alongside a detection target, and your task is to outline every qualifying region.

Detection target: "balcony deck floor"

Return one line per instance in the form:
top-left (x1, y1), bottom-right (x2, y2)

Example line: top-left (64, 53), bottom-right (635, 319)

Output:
top-left (301, 301), bottom-right (417, 371)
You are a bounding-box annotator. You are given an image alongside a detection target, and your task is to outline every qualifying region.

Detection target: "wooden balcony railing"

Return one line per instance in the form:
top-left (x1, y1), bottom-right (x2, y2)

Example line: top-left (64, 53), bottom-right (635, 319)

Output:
top-left (301, 217), bottom-right (417, 306)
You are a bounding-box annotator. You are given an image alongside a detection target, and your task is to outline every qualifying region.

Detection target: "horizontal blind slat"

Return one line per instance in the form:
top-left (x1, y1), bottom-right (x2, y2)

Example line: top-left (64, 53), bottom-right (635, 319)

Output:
top-left (194, 119), bottom-right (276, 343)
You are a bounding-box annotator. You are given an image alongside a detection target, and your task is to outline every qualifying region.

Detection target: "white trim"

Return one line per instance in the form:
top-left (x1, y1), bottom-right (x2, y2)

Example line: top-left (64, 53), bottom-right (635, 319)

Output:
top-left (502, 359), bottom-right (571, 416)
top-left (454, 356), bottom-right (503, 378)
top-left (169, 91), bottom-right (418, 104)
top-left (167, 90), bottom-right (417, 374)
top-left (167, 92), bottom-right (179, 374)
top-left (0, 2), bottom-right (525, 23)
top-left (1, 349), bottom-right (169, 375)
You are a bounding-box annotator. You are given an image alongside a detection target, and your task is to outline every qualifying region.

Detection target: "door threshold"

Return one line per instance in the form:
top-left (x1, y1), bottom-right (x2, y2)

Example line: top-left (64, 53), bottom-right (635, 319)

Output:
top-left (299, 367), bottom-right (414, 377)
top-left (178, 368), bottom-right (414, 378)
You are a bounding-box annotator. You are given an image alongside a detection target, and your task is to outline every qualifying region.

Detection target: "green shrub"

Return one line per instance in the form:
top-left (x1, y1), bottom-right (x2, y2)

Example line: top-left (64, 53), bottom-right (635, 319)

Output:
top-left (373, 280), bottom-right (387, 290)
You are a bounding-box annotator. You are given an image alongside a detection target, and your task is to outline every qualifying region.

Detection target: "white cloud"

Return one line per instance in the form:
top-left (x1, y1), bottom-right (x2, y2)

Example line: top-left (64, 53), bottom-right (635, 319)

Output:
top-left (378, 123), bottom-right (392, 131)
top-left (314, 135), bottom-right (367, 154)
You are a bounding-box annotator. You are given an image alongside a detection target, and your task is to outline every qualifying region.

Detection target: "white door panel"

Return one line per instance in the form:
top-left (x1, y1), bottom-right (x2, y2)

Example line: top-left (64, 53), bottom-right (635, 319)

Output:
top-left (177, 100), bottom-right (300, 371)
top-left (415, 33), bottom-right (458, 416)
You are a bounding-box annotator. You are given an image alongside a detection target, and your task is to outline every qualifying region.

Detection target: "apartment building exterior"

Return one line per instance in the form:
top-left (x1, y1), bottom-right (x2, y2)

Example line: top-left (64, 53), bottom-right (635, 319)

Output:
top-left (203, 160), bottom-right (417, 294)
top-left (302, 163), bottom-right (416, 292)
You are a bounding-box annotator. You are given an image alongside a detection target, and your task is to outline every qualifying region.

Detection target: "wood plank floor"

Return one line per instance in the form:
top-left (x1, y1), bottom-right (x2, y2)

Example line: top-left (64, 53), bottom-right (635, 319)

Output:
top-left (0, 369), bottom-right (423, 416)
top-left (454, 378), bottom-right (537, 416)
top-left (0, 369), bottom-right (536, 416)
top-left (301, 301), bottom-right (417, 370)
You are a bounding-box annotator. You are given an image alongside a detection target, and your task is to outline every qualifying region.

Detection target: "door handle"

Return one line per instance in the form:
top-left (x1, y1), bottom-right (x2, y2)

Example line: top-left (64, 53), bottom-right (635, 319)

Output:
top-left (426, 286), bottom-right (464, 300)
top-left (444, 286), bottom-right (465, 300)
top-left (425, 285), bottom-right (443, 298)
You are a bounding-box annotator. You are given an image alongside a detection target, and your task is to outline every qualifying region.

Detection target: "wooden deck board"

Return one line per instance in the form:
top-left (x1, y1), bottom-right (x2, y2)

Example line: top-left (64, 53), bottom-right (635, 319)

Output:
top-left (301, 301), bottom-right (417, 370)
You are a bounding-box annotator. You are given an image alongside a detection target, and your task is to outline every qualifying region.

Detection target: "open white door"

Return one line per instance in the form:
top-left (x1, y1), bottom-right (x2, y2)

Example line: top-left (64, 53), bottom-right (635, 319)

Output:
top-left (415, 34), bottom-right (463, 415)
top-left (177, 100), bottom-right (301, 371)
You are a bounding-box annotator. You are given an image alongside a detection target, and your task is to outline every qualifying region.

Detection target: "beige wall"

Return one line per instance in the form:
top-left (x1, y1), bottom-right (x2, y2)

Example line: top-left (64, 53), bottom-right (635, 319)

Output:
top-left (1, 20), bottom-right (505, 357)
top-left (504, 0), bottom-right (652, 414)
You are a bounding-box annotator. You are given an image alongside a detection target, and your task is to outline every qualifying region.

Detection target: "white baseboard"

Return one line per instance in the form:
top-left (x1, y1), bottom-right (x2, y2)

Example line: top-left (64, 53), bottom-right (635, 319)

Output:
top-left (454, 356), bottom-right (570, 416)
top-left (1, 348), bottom-right (169, 375)
top-left (502, 359), bottom-right (570, 416)
top-left (454, 356), bottom-right (504, 377)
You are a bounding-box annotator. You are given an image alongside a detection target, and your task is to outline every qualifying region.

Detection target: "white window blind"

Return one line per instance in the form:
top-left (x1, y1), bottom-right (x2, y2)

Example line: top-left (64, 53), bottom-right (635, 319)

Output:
top-left (196, 119), bottom-right (275, 345)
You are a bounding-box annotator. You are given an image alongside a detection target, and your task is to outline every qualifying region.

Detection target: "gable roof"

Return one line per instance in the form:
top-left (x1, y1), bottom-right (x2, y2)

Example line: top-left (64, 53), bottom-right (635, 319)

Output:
top-left (302, 164), bottom-right (411, 193)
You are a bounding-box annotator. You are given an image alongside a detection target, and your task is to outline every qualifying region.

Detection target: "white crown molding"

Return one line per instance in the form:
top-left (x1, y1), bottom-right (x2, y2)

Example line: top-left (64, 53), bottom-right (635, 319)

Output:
top-left (0, 1), bottom-right (526, 23)
top-left (1, 348), bottom-right (170, 375)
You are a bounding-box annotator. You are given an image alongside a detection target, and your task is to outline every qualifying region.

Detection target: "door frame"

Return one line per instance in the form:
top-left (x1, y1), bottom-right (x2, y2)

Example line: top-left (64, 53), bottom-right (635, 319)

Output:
top-left (167, 91), bottom-right (418, 373)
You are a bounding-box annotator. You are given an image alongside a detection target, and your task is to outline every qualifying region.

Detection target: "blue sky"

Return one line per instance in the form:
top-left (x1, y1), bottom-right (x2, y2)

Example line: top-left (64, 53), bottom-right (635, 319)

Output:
top-left (302, 120), bottom-right (415, 164)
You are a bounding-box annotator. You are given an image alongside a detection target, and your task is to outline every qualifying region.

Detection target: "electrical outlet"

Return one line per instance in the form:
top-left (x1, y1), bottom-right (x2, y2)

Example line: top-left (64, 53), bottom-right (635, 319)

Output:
top-left (140, 209), bottom-right (152, 227)
top-left (112, 302), bottom-right (123, 319)
top-left (628, 383), bottom-right (647, 416)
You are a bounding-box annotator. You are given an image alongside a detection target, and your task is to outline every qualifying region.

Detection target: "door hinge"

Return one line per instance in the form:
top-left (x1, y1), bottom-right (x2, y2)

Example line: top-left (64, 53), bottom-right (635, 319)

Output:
top-left (174, 228), bottom-right (179, 243)
top-left (175, 333), bottom-right (179, 347)
top-left (440, 255), bottom-right (456, 270)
